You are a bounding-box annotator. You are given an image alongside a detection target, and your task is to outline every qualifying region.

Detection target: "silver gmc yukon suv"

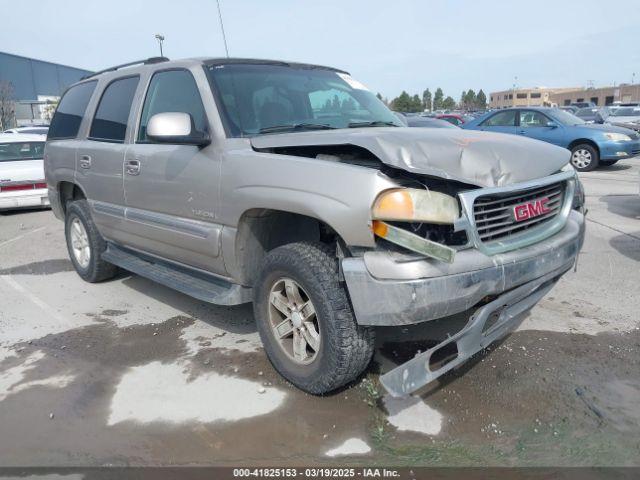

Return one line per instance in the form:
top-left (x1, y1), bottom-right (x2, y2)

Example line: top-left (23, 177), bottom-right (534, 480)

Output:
top-left (45, 57), bottom-right (585, 397)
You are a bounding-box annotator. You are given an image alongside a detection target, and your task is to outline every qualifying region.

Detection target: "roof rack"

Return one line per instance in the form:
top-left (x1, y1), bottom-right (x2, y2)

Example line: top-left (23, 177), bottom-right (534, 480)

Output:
top-left (81, 57), bottom-right (169, 80)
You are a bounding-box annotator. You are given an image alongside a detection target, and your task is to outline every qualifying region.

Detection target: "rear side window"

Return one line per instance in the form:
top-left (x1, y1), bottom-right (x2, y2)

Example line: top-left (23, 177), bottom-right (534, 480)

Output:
top-left (0, 142), bottom-right (45, 162)
top-left (89, 76), bottom-right (140, 143)
top-left (138, 70), bottom-right (207, 142)
top-left (482, 110), bottom-right (516, 127)
top-left (48, 81), bottom-right (97, 140)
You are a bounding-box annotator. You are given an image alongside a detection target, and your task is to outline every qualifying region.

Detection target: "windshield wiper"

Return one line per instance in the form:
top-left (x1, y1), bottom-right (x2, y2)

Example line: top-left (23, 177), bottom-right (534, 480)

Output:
top-left (258, 123), bottom-right (336, 134)
top-left (348, 120), bottom-right (398, 128)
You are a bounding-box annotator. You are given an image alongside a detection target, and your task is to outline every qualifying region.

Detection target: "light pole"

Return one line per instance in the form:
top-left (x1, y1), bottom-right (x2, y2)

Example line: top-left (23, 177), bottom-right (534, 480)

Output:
top-left (512, 76), bottom-right (518, 107)
top-left (155, 34), bottom-right (165, 57)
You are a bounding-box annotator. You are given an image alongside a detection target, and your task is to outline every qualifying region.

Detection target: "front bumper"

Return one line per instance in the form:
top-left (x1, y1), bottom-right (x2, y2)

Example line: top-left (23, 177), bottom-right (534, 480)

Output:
top-left (599, 138), bottom-right (640, 160)
top-left (0, 189), bottom-right (50, 210)
top-left (342, 210), bottom-right (585, 326)
top-left (380, 269), bottom-right (562, 397)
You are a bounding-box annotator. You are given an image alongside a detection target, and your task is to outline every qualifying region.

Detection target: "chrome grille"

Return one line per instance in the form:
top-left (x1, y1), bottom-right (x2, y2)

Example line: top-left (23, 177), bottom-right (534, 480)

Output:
top-left (473, 181), bottom-right (566, 243)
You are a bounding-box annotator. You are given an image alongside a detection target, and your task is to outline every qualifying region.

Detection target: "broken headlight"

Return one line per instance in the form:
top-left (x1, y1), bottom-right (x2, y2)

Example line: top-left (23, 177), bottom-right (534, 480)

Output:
top-left (371, 188), bottom-right (460, 224)
top-left (370, 188), bottom-right (461, 263)
top-left (562, 163), bottom-right (585, 210)
top-left (573, 176), bottom-right (585, 210)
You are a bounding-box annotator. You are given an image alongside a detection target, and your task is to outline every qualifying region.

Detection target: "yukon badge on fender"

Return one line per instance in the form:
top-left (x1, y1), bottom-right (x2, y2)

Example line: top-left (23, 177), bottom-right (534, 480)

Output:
top-left (44, 57), bottom-right (586, 397)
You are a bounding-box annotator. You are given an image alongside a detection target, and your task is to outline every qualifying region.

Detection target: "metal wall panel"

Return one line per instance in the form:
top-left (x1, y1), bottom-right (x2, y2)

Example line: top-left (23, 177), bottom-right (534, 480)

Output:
top-left (0, 51), bottom-right (92, 100)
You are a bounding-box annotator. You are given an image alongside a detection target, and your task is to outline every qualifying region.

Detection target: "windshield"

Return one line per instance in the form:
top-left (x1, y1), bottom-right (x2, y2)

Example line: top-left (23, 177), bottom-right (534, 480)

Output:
top-left (551, 109), bottom-right (586, 125)
top-left (610, 107), bottom-right (640, 117)
top-left (206, 64), bottom-right (403, 136)
top-left (0, 141), bottom-right (45, 162)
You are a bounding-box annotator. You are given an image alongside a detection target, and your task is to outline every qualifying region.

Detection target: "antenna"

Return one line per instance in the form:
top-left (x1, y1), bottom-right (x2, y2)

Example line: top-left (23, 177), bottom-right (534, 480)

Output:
top-left (216, 0), bottom-right (230, 58)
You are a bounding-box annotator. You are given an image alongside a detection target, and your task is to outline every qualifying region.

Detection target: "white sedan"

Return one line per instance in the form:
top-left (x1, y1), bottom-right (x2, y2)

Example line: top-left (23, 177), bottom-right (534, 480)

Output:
top-left (0, 133), bottom-right (50, 211)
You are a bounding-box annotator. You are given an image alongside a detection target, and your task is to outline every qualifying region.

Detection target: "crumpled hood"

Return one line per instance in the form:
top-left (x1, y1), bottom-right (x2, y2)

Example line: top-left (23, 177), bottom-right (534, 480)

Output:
top-left (251, 127), bottom-right (570, 188)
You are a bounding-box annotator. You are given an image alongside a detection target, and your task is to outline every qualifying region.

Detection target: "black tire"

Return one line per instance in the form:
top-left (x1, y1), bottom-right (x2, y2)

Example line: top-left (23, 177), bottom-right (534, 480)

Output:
top-left (253, 241), bottom-right (375, 395)
top-left (570, 143), bottom-right (599, 172)
top-left (65, 199), bottom-right (118, 283)
top-left (599, 159), bottom-right (618, 166)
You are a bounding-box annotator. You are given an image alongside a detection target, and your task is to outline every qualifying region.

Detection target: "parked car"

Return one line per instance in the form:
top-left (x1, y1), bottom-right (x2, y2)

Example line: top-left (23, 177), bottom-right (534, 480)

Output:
top-left (0, 133), bottom-right (49, 211)
top-left (574, 107), bottom-right (609, 124)
top-left (436, 113), bottom-right (467, 126)
top-left (45, 57), bottom-right (585, 397)
top-left (571, 101), bottom-right (596, 109)
top-left (605, 106), bottom-right (640, 132)
top-left (559, 105), bottom-right (579, 114)
top-left (3, 126), bottom-right (49, 135)
top-left (463, 107), bottom-right (640, 171)
top-left (401, 114), bottom-right (459, 129)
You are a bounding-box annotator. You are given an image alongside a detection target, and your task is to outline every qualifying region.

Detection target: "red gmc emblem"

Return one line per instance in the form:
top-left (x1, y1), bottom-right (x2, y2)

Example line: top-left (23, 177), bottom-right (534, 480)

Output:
top-left (513, 197), bottom-right (551, 222)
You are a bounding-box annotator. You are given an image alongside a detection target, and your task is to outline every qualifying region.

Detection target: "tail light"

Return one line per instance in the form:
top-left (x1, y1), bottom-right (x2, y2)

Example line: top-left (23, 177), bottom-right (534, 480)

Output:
top-left (0, 181), bottom-right (47, 192)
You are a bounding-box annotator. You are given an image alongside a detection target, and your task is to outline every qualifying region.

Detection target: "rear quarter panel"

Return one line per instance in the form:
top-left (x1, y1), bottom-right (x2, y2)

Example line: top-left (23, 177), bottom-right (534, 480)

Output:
top-left (44, 139), bottom-right (78, 218)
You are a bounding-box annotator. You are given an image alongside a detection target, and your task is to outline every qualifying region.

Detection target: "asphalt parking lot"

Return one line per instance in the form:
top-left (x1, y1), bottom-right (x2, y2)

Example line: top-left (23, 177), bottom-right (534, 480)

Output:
top-left (1, 158), bottom-right (639, 467)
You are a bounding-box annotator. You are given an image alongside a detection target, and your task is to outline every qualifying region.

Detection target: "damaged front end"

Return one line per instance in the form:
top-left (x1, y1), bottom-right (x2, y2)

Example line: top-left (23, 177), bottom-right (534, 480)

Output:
top-left (251, 132), bottom-right (585, 397)
top-left (344, 167), bottom-right (585, 396)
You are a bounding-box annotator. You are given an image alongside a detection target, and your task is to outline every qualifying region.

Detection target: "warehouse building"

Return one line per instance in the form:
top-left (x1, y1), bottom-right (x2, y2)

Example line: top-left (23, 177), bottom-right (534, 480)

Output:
top-left (0, 51), bottom-right (92, 128)
top-left (550, 84), bottom-right (640, 107)
top-left (489, 87), bottom-right (578, 109)
top-left (490, 84), bottom-right (640, 109)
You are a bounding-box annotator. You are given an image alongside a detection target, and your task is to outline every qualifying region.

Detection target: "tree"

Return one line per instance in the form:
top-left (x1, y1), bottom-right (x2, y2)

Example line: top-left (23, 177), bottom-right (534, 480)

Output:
top-left (476, 89), bottom-right (487, 110)
top-left (0, 81), bottom-right (16, 130)
top-left (42, 99), bottom-right (59, 122)
top-left (390, 91), bottom-right (414, 112)
top-left (462, 89), bottom-right (476, 110)
top-left (411, 94), bottom-right (422, 112)
top-left (422, 88), bottom-right (432, 111)
top-left (433, 88), bottom-right (444, 110)
top-left (460, 90), bottom-right (467, 109)
top-left (442, 96), bottom-right (456, 110)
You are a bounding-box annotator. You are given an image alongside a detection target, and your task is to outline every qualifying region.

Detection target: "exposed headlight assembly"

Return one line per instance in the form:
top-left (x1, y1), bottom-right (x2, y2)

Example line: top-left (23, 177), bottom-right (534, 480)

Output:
top-left (604, 132), bottom-right (631, 141)
top-left (372, 188), bottom-right (460, 224)
top-left (561, 164), bottom-right (585, 210)
top-left (371, 188), bottom-right (460, 263)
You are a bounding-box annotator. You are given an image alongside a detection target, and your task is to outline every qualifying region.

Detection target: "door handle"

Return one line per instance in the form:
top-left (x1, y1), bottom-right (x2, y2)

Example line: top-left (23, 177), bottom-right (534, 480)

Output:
top-left (79, 155), bottom-right (92, 169)
top-left (519, 130), bottom-right (527, 134)
top-left (125, 160), bottom-right (141, 176)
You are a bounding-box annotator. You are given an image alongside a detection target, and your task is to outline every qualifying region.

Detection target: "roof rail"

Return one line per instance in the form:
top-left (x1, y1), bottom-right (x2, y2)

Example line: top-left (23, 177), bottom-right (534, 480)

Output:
top-left (81, 57), bottom-right (169, 80)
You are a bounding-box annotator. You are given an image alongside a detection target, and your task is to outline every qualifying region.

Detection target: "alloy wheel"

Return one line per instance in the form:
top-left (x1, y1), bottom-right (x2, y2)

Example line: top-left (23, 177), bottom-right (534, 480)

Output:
top-left (268, 278), bottom-right (320, 365)
top-left (70, 217), bottom-right (91, 269)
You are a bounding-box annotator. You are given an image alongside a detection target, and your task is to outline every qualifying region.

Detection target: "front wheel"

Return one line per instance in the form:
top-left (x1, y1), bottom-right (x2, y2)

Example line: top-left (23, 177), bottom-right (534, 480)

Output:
top-left (253, 242), bottom-right (375, 395)
top-left (570, 144), bottom-right (599, 172)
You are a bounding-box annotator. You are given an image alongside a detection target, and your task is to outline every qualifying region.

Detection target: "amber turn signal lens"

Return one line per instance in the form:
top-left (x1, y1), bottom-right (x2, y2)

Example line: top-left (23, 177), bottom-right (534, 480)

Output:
top-left (371, 220), bottom-right (388, 237)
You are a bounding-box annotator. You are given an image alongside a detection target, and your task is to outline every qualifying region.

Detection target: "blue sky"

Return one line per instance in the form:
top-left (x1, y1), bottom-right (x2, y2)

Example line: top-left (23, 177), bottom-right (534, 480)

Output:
top-left (2, 0), bottom-right (639, 99)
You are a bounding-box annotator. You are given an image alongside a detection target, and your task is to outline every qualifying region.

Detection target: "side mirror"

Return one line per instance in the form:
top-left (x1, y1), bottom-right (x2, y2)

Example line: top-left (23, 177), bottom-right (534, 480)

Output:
top-left (546, 120), bottom-right (559, 128)
top-left (146, 112), bottom-right (210, 146)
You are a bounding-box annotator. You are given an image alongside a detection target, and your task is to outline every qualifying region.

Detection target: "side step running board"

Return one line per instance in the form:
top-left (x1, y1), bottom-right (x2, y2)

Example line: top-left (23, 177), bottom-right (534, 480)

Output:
top-left (102, 244), bottom-right (252, 306)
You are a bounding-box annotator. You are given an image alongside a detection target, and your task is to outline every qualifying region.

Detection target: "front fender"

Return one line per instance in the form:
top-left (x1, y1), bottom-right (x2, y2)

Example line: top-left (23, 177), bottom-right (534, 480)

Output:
top-left (218, 149), bottom-right (398, 247)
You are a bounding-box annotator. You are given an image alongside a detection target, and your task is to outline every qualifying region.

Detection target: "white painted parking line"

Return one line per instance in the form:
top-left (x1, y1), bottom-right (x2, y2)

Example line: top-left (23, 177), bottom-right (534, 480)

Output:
top-left (0, 227), bottom-right (46, 249)
top-left (0, 274), bottom-right (69, 326)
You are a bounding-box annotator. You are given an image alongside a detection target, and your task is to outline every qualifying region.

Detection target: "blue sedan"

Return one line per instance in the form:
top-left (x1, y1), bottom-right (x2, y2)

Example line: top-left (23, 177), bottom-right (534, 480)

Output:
top-left (462, 107), bottom-right (640, 171)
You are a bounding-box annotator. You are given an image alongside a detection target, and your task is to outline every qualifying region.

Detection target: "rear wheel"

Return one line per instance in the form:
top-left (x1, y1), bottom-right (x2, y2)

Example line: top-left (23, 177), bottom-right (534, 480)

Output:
top-left (254, 242), bottom-right (375, 394)
top-left (65, 200), bottom-right (118, 283)
top-left (570, 144), bottom-right (599, 172)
